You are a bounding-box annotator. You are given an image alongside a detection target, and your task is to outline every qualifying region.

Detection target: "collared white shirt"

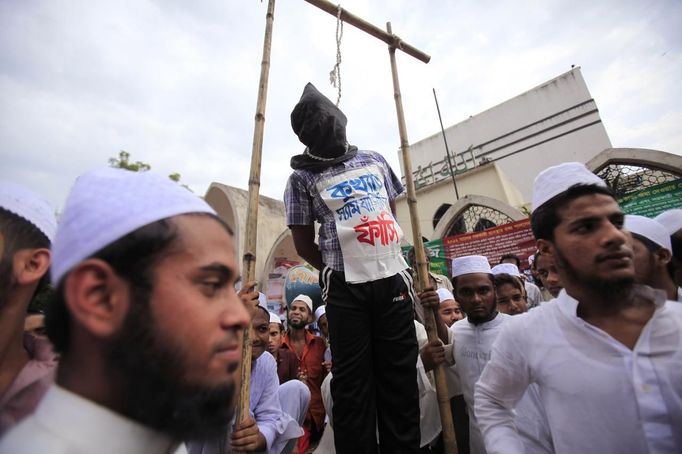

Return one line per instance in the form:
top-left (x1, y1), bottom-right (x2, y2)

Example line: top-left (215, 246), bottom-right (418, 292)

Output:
top-left (0, 385), bottom-right (186, 454)
top-left (475, 287), bottom-right (682, 454)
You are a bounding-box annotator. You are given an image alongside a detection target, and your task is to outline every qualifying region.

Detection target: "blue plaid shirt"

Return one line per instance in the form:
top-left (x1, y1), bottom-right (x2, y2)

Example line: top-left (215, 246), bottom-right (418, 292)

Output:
top-left (284, 150), bottom-right (405, 272)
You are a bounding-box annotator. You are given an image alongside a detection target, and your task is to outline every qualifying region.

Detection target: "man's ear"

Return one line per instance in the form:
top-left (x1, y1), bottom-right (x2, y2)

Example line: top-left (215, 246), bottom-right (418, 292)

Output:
top-left (536, 239), bottom-right (554, 256)
top-left (654, 248), bottom-right (672, 268)
top-left (63, 259), bottom-right (131, 339)
top-left (13, 247), bottom-right (51, 286)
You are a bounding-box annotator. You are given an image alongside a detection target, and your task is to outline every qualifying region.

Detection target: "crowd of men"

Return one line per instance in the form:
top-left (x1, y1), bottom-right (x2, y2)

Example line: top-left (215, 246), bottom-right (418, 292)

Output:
top-left (1, 83), bottom-right (681, 454)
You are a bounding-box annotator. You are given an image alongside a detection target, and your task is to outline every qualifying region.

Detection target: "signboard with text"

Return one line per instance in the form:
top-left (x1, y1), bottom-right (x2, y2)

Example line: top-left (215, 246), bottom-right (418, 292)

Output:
top-left (619, 179), bottom-right (682, 218)
top-left (443, 218), bottom-right (536, 273)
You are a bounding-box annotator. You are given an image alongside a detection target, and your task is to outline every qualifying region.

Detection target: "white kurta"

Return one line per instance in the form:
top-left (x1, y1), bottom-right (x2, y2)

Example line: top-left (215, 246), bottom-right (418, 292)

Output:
top-left (449, 313), bottom-right (509, 454)
top-left (448, 313), bottom-right (552, 454)
top-left (475, 287), bottom-right (682, 454)
top-left (0, 385), bottom-right (185, 454)
top-left (414, 321), bottom-right (443, 448)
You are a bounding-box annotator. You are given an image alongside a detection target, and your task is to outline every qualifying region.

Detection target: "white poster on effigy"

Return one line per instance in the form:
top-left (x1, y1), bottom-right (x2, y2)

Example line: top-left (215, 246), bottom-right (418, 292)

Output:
top-left (317, 164), bottom-right (408, 283)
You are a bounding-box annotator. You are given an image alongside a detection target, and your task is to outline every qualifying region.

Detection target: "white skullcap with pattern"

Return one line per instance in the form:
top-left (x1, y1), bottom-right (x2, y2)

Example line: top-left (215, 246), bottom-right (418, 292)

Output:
top-left (51, 167), bottom-right (215, 284)
top-left (0, 182), bottom-right (57, 242)
top-left (532, 162), bottom-right (606, 213)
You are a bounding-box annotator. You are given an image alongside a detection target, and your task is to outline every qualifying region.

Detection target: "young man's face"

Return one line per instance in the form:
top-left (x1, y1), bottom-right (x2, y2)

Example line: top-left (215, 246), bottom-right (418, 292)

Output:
top-left (288, 301), bottom-right (310, 329)
top-left (548, 194), bottom-right (634, 290)
top-left (105, 215), bottom-right (250, 440)
top-left (251, 309), bottom-right (270, 361)
top-left (535, 253), bottom-right (563, 298)
top-left (496, 282), bottom-right (527, 315)
top-left (454, 273), bottom-right (497, 324)
top-left (148, 215), bottom-right (249, 389)
top-left (438, 299), bottom-right (463, 327)
top-left (268, 322), bottom-right (283, 354)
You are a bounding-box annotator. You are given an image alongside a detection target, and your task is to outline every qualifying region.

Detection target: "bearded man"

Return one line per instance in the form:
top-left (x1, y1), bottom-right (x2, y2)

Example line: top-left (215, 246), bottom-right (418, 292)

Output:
top-left (0, 168), bottom-right (250, 453)
top-left (475, 162), bottom-right (682, 454)
top-left (279, 294), bottom-right (326, 453)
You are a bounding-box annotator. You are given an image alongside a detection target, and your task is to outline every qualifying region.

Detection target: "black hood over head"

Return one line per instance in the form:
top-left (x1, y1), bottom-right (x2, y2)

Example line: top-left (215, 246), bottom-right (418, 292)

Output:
top-left (290, 83), bottom-right (357, 171)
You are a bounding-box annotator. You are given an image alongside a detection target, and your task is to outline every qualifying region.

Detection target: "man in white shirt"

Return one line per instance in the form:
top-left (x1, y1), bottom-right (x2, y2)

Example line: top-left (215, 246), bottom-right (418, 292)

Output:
top-left (625, 214), bottom-right (680, 302)
top-left (443, 256), bottom-right (553, 454)
top-left (442, 255), bottom-right (507, 454)
top-left (475, 162), bottom-right (682, 454)
top-left (0, 168), bottom-right (251, 454)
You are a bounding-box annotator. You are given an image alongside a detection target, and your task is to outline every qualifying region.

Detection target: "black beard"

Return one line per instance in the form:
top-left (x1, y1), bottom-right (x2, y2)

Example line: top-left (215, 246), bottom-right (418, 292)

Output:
top-left (287, 318), bottom-right (307, 330)
top-left (105, 286), bottom-right (235, 442)
top-left (466, 304), bottom-right (498, 325)
top-left (554, 246), bottom-right (634, 301)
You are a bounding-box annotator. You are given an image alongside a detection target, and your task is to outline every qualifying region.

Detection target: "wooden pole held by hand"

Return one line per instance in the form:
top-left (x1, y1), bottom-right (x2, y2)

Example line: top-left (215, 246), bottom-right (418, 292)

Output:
top-left (386, 21), bottom-right (458, 454)
top-left (235, 1), bottom-right (276, 451)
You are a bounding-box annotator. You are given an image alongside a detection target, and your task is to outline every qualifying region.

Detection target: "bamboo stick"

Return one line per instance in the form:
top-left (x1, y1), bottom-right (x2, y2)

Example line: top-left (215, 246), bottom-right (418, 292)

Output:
top-left (235, 0), bottom-right (275, 448)
top-left (386, 21), bottom-right (458, 454)
top-left (303, 0), bottom-right (431, 63)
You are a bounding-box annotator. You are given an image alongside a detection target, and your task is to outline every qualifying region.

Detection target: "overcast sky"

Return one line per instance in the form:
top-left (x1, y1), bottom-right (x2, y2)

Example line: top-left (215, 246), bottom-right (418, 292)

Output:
top-left (1, 0), bottom-right (680, 211)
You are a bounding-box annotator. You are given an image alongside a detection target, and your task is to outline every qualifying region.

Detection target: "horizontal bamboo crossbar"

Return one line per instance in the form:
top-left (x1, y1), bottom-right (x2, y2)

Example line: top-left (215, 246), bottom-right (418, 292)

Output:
top-left (303, 0), bottom-right (431, 63)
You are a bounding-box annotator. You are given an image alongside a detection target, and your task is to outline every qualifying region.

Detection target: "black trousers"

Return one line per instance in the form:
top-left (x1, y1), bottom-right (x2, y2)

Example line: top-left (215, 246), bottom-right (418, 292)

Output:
top-left (321, 267), bottom-right (420, 454)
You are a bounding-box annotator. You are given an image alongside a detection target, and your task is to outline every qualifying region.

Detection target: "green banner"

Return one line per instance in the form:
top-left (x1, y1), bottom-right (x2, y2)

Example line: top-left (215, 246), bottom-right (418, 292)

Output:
top-left (402, 239), bottom-right (448, 276)
top-left (619, 179), bottom-right (682, 217)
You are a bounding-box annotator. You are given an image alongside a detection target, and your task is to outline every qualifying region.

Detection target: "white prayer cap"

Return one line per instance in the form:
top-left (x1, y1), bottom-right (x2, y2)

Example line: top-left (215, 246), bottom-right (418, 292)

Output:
top-left (655, 209), bottom-right (682, 235)
top-left (491, 263), bottom-right (521, 277)
top-left (532, 162), bottom-right (606, 213)
top-left (625, 215), bottom-right (671, 251)
top-left (0, 182), bottom-right (57, 242)
top-left (315, 305), bottom-right (326, 322)
top-left (451, 255), bottom-right (492, 278)
top-left (436, 287), bottom-right (455, 303)
top-left (292, 294), bottom-right (313, 313)
top-left (258, 292), bottom-right (268, 311)
top-left (51, 167), bottom-right (215, 284)
top-left (269, 312), bottom-right (281, 324)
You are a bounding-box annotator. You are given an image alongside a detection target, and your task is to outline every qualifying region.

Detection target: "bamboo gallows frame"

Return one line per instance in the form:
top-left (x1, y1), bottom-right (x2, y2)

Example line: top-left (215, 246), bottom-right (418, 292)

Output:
top-left (302, 2), bottom-right (458, 453)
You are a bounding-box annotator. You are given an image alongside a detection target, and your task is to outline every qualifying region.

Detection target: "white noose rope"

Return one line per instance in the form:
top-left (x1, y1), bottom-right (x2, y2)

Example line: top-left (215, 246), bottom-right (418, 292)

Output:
top-left (329, 4), bottom-right (343, 106)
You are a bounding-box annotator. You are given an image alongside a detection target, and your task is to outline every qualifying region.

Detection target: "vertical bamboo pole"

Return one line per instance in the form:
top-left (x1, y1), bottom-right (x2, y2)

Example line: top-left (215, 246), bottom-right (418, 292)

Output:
top-left (235, 0), bottom-right (275, 443)
top-left (386, 22), bottom-right (458, 454)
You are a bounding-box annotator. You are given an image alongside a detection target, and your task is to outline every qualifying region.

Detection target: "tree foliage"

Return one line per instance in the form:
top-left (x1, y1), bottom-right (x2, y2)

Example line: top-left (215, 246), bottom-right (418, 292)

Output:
top-left (108, 151), bottom-right (192, 191)
top-left (108, 151), bottom-right (151, 172)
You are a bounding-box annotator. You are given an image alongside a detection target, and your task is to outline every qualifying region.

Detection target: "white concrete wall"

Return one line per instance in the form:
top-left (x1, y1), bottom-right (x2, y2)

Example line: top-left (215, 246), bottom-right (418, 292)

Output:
top-left (395, 67), bottom-right (612, 242)
top-left (398, 67), bottom-right (612, 204)
top-left (395, 163), bottom-right (511, 241)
